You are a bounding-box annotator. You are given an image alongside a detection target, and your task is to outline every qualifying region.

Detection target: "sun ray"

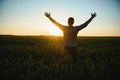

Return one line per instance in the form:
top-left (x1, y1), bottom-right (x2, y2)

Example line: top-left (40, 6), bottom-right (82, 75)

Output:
top-left (47, 25), bottom-right (62, 36)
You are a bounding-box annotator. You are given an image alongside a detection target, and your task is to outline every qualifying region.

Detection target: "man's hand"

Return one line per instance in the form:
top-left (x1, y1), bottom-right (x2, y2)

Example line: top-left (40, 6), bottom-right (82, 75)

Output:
top-left (45, 12), bottom-right (50, 18)
top-left (91, 12), bottom-right (96, 18)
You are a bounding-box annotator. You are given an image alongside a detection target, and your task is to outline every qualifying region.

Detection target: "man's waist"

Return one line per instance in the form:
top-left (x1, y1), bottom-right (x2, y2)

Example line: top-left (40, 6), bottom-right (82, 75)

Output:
top-left (64, 45), bottom-right (77, 48)
top-left (64, 43), bottom-right (77, 47)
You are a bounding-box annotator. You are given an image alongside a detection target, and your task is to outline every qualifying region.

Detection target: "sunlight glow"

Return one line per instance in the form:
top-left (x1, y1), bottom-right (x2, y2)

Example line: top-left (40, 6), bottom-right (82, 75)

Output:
top-left (48, 25), bottom-right (62, 36)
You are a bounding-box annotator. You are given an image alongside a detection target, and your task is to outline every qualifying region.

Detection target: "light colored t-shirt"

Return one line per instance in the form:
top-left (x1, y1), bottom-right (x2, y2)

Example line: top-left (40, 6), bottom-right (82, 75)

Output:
top-left (63, 25), bottom-right (86, 47)
top-left (63, 27), bottom-right (78, 47)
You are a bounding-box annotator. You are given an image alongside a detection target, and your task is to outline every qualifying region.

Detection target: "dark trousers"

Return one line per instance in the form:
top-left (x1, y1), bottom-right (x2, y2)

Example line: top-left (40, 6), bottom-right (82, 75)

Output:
top-left (64, 46), bottom-right (77, 61)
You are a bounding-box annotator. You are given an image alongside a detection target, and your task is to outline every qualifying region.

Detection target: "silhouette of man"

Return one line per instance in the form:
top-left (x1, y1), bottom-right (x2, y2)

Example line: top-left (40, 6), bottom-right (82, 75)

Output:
top-left (45, 12), bottom-right (96, 59)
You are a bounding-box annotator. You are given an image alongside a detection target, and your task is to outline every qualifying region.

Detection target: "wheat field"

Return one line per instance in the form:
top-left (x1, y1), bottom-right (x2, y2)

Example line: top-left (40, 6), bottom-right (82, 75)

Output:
top-left (0, 35), bottom-right (120, 80)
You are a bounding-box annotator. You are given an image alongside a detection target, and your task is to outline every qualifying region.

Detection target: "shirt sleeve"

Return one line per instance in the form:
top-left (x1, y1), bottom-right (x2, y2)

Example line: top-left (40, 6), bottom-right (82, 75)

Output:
top-left (76, 17), bottom-right (93, 31)
top-left (76, 22), bottom-right (88, 31)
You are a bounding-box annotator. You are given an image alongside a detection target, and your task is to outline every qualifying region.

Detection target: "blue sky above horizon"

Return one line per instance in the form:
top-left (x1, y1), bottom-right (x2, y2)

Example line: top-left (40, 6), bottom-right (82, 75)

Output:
top-left (0, 0), bottom-right (120, 36)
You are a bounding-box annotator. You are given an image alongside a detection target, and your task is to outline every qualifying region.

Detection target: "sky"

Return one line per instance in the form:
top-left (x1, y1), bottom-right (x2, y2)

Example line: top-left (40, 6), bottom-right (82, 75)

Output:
top-left (0, 0), bottom-right (120, 36)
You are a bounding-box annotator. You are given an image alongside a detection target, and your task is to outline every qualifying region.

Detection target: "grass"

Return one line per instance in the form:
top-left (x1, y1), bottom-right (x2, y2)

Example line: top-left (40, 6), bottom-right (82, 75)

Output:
top-left (0, 35), bottom-right (120, 80)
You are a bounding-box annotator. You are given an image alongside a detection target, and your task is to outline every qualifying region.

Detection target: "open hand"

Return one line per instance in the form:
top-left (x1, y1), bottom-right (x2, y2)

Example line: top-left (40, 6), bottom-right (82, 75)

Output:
top-left (91, 12), bottom-right (96, 18)
top-left (45, 12), bottom-right (50, 18)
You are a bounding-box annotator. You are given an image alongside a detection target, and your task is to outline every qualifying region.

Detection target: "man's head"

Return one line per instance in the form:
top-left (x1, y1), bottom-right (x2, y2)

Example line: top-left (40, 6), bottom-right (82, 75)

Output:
top-left (68, 17), bottom-right (74, 27)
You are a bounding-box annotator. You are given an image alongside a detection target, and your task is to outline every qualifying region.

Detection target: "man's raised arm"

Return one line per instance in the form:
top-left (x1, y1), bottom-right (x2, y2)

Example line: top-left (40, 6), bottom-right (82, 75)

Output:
top-left (77, 12), bottom-right (96, 30)
top-left (45, 12), bottom-right (65, 30)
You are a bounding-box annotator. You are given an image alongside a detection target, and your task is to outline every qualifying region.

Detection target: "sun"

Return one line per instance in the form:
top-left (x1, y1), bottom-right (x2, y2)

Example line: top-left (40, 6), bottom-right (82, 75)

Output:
top-left (48, 25), bottom-right (62, 36)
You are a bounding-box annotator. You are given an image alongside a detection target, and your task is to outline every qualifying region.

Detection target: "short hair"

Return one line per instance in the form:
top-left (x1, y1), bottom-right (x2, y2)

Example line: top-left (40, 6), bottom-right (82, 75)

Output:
top-left (68, 17), bottom-right (74, 25)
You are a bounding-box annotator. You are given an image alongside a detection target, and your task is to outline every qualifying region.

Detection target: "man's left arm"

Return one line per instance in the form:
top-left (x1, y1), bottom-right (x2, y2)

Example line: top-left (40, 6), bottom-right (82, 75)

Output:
top-left (77, 13), bottom-right (96, 30)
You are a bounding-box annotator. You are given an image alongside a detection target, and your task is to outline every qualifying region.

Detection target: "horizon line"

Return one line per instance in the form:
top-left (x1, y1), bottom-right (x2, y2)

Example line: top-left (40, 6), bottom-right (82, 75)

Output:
top-left (0, 34), bottom-right (120, 37)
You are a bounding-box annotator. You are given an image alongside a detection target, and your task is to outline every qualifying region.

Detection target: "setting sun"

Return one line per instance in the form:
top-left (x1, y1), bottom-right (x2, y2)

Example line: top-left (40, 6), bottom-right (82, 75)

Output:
top-left (48, 25), bottom-right (62, 36)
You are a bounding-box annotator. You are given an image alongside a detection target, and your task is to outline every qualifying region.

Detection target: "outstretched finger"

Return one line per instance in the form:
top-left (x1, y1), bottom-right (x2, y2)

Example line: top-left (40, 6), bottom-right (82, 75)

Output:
top-left (45, 12), bottom-right (48, 16)
top-left (94, 12), bottom-right (96, 16)
top-left (91, 13), bottom-right (93, 15)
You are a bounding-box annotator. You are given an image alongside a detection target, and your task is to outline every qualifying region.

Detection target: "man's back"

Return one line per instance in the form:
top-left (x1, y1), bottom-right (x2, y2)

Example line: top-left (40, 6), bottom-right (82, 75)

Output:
top-left (63, 27), bottom-right (79, 47)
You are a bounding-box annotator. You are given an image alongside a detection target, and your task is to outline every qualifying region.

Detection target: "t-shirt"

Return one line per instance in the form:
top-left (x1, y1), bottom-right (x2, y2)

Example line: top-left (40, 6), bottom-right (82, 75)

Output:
top-left (63, 27), bottom-right (78, 47)
top-left (62, 25), bottom-right (86, 47)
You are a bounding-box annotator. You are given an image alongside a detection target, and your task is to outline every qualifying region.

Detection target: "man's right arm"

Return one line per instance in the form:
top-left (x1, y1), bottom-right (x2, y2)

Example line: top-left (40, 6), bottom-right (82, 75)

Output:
top-left (45, 12), bottom-right (65, 30)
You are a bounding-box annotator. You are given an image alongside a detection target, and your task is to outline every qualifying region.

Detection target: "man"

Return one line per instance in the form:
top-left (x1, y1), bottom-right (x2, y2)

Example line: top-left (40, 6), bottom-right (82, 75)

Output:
top-left (45, 12), bottom-right (96, 59)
